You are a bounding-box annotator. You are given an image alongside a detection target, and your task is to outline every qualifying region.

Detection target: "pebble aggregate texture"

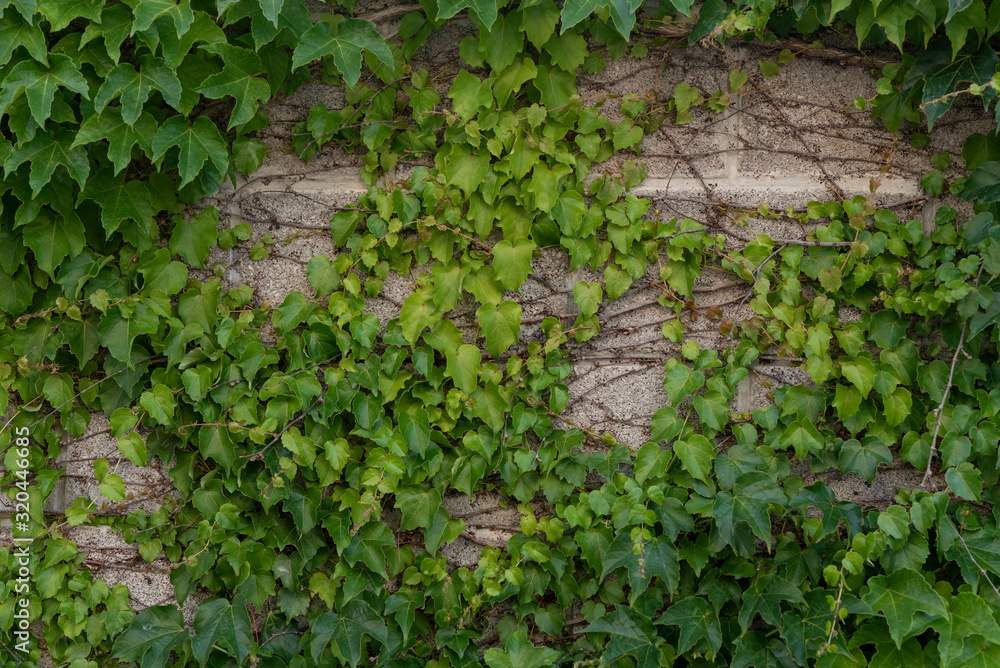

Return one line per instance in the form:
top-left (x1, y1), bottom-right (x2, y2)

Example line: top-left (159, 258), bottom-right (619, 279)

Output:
top-left (1, 6), bottom-right (993, 630)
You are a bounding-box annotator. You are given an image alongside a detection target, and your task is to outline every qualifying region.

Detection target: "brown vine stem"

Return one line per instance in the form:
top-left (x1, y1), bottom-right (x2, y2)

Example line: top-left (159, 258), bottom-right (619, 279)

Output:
top-left (728, 244), bottom-right (787, 341)
top-left (245, 390), bottom-right (328, 461)
top-left (921, 265), bottom-right (984, 488)
top-left (638, 24), bottom-right (896, 70)
top-left (947, 517), bottom-right (1000, 601)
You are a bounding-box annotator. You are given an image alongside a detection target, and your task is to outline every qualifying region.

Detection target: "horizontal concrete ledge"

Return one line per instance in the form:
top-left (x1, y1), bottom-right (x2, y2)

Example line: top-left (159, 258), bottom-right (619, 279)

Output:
top-left (221, 167), bottom-right (921, 207)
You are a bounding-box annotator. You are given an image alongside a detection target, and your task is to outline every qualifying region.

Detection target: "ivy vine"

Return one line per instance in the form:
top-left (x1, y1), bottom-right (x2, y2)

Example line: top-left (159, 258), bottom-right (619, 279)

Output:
top-left (2, 0), bottom-right (1000, 667)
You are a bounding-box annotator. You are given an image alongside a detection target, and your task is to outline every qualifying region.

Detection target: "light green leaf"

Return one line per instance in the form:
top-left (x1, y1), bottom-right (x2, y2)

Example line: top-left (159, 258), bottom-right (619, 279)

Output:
top-left (448, 69), bottom-right (494, 122)
top-left (140, 385), bottom-right (177, 426)
top-left (445, 344), bottom-right (480, 394)
top-left (675, 434), bottom-right (714, 484)
top-left (841, 356), bottom-right (876, 398)
top-left (198, 43), bottom-right (271, 128)
top-left (492, 238), bottom-right (535, 290)
top-left (477, 300), bottom-right (522, 357)
top-left (945, 462), bottom-right (983, 501)
top-left (117, 432), bottom-right (147, 467)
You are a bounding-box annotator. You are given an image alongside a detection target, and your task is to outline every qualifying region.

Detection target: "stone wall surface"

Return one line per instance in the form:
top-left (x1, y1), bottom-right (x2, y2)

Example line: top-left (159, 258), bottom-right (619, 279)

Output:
top-left (2, 12), bottom-right (993, 636)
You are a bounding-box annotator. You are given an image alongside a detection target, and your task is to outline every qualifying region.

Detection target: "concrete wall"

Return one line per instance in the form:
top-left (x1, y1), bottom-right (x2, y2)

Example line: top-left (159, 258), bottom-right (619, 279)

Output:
top-left (2, 13), bottom-right (993, 638)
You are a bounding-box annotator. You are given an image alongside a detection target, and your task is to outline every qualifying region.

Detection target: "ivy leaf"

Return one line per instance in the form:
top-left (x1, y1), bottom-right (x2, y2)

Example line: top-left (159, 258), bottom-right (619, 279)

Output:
top-left (840, 356), bottom-right (876, 398)
top-left (903, 40), bottom-right (997, 129)
top-left (862, 568), bottom-right (949, 648)
top-left (544, 32), bottom-right (588, 72)
top-left (662, 364), bottom-right (704, 405)
top-left (310, 600), bottom-right (388, 667)
top-left (170, 208), bottom-right (219, 267)
top-left (385, 589), bottom-right (424, 644)
top-left (22, 213), bottom-right (85, 276)
top-left (713, 472), bottom-right (786, 545)
top-left (4, 128), bottom-right (90, 196)
top-left (437, 0), bottom-right (498, 30)
top-left (480, 12), bottom-right (523, 71)
top-left (139, 385), bottom-right (177, 426)
top-left (152, 115), bottom-right (229, 188)
top-left (585, 607), bottom-right (662, 668)
top-left (945, 462), bottom-right (983, 501)
top-left (445, 144), bottom-right (490, 194)
top-left (0, 12), bottom-right (46, 67)
top-left (688, 0), bottom-right (727, 44)
top-left (492, 238), bottom-right (535, 290)
top-left (521, 0), bottom-right (558, 49)
top-left (343, 521), bottom-right (395, 578)
top-left (111, 606), bottom-right (190, 668)
top-left (962, 161), bottom-right (1000, 203)
top-left (37, 0), bottom-right (101, 31)
top-left (868, 310), bottom-right (906, 348)
top-left (94, 56), bottom-right (183, 124)
top-left (657, 596), bottom-right (722, 658)
top-left (400, 293), bottom-right (438, 346)
top-left (449, 70), bottom-right (494, 122)
top-left (258, 0), bottom-right (284, 26)
top-left (738, 571), bottom-right (806, 634)
top-left (780, 419), bottom-right (824, 459)
top-left (790, 482), bottom-right (854, 539)
top-left (198, 43), bottom-right (271, 129)
top-left (933, 591), bottom-right (1000, 667)
top-left (477, 300), bottom-right (522, 357)
top-left (692, 390), bottom-right (728, 435)
top-left (79, 170), bottom-right (153, 237)
top-left (398, 411), bottom-right (431, 457)
top-left (839, 438), bottom-right (892, 483)
top-left (674, 434), bottom-right (714, 484)
top-left (73, 108), bottom-right (156, 175)
top-left (131, 0), bottom-right (194, 37)
top-left (192, 596), bottom-right (254, 667)
top-left (484, 630), bottom-right (560, 668)
top-left (291, 18), bottom-right (394, 87)
top-left (79, 4), bottom-right (133, 63)
top-left (445, 344), bottom-right (480, 394)
top-left (395, 486), bottom-right (442, 531)
top-left (199, 426), bottom-right (236, 473)
top-left (117, 432), bottom-right (147, 467)
top-left (233, 135), bottom-right (268, 175)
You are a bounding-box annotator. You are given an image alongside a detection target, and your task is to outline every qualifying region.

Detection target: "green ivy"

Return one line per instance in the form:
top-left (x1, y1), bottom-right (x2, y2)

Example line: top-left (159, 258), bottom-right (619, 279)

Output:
top-left (3, 0), bottom-right (1000, 667)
